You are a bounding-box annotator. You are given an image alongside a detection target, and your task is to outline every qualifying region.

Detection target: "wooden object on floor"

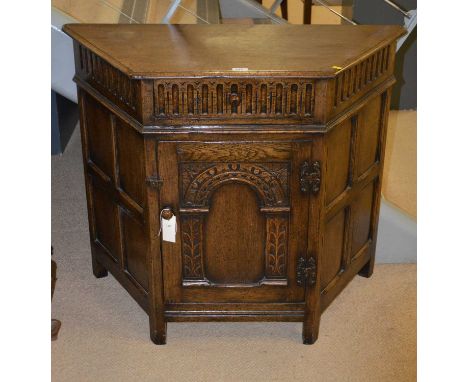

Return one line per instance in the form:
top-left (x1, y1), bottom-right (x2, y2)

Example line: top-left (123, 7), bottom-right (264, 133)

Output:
top-left (63, 24), bottom-right (404, 345)
top-left (51, 247), bottom-right (61, 341)
top-left (303, 0), bottom-right (312, 24)
top-left (281, 0), bottom-right (288, 20)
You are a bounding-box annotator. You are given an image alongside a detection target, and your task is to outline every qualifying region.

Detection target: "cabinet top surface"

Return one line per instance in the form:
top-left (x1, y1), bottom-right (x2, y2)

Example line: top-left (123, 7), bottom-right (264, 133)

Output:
top-left (63, 24), bottom-right (404, 79)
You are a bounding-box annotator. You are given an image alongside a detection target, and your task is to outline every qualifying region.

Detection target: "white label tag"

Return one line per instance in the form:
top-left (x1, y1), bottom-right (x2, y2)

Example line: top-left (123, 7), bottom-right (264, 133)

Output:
top-left (232, 67), bottom-right (249, 71)
top-left (162, 215), bottom-right (177, 243)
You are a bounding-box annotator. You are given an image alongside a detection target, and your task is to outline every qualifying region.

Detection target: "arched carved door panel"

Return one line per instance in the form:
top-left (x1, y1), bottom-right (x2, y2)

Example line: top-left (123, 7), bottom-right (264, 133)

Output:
top-left (203, 183), bottom-right (265, 284)
top-left (158, 142), bottom-right (311, 303)
top-left (180, 162), bottom-right (289, 286)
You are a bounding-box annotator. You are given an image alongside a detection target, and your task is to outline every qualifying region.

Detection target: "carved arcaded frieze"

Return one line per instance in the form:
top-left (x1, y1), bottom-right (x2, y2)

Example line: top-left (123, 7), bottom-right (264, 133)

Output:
top-left (153, 79), bottom-right (316, 120)
top-left (180, 162), bottom-right (289, 208)
top-left (333, 44), bottom-right (391, 109)
top-left (78, 45), bottom-right (137, 111)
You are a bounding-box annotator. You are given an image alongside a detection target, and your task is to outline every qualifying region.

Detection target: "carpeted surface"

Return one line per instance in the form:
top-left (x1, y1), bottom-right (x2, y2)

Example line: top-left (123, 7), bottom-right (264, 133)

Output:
top-left (52, 128), bottom-right (416, 382)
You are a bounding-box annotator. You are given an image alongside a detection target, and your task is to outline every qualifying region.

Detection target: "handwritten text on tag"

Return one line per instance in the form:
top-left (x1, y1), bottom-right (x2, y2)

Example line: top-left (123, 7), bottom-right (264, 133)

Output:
top-left (162, 215), bottom-right (177, 243)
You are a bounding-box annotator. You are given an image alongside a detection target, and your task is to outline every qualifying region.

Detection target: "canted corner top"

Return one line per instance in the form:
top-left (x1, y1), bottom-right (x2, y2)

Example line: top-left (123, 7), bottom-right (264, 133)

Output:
top-left (63, 24), bottom-right (405, 79)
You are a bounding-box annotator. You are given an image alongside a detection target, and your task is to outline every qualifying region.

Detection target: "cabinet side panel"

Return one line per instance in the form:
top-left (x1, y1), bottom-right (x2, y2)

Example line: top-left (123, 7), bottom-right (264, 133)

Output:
top-left (355, 95), bottom-right (382, 178)
top-left (321, 210), bottom-right (346, 290)
top-left (350, 181), bottom-right (375, 258)
top-left (321, 90), bottom-right (390, 311)
top-left (91, 179), bottom-right (120, 262)
top-left (115, 118), bottom-right (145, 207)
top-left (121, 209), bottom-right (149, 291)
top-left (325, 119), bottom-right (352, 204)
top-left (79, 90), bottom-right (149, 312)
top-left (85, 96), bottom-right (114, 178)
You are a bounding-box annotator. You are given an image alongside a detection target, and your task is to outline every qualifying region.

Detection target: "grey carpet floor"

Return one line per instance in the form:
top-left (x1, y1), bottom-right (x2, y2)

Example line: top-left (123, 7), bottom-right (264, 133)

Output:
top-left (52, 128), bottom-right (416, 382)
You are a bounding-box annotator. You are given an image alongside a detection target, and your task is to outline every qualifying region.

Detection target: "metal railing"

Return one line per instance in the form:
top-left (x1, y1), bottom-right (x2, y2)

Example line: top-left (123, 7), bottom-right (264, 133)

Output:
top-left (87, 0), bottom-right (416, 51)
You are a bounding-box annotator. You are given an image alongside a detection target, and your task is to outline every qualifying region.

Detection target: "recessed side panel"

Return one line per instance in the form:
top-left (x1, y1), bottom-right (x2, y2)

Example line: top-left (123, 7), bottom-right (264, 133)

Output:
top-left (79, 90), bottom-right (149, 312)
top-left (121, 209), bottom-right (149, 291)
top-left (325, 119), bottom-right (352, 205)
top-left (321, 90), bottom-right (389, 311)
top-left (350, 181), bottom-right (375, 259)
top-left (355, 95), bottom-right (382, 177)
top-left (115, 118), bottom-right (145, 207)
top-left (91, 179), bottom-right (120, 263)
top-left (84, 96), bottom-right (114, 178)
top-left (321, 210), bottom-right (346, 290)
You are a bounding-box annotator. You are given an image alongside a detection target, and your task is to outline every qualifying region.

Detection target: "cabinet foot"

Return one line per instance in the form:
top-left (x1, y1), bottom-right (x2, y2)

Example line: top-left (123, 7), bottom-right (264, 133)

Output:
top-left (92, 258), bottom-right (108, 278)
top-left (358, 258), bottom-right (374, 278)
top-left (302, 322), bottom-right (319, 345)
top-left (150, 321), bottom-right (167, 345)
top-left (302, 333), bottom-right (317, 345)
top-left (150, 329), bottom-right (167, 345)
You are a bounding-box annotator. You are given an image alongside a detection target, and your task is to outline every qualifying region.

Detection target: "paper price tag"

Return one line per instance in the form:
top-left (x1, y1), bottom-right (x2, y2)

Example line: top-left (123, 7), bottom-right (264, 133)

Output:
top-left (161, 215), bottom-right (177, 243)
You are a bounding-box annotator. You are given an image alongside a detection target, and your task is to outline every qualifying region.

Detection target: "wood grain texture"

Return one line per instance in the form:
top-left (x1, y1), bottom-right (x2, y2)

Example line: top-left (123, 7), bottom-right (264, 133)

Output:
top-left (91, 179), bottom-right (120, 263)
top-left (69, 25), bottom-right (401, 345)
top-left (355, 95), bottom-right (382, 178)
top-left (204, 184), bottom-right (265, 284)
top-left (115, 117), bottom-right (145, 207)
top-left (177, 142), bottom-right (292, 162)
top-left (64, 24), bottom-right (404, 78)
top-left (325, 119), bottom-right (352, 205)
top-left (65, 25), bottom-right (403, 126)
top-left (321, 210), bottom-right (346, 290)
top-left (85, 96), bottom-right (114, 178)
top-left (121, 208), bottom-right (149, 291)
top-left (350, 182), bottom-right (375, 258)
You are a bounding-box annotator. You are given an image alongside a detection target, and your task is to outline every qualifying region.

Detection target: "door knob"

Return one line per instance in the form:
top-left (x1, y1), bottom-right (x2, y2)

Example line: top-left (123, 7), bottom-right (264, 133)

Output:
top-left (161, 207), bottom-right (174, 220)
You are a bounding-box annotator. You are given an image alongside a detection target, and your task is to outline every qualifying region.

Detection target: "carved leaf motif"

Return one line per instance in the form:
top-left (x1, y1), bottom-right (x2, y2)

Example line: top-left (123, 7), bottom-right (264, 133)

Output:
top-left (265, 217), bottom-right (288, 277)
top-left (181, 215), bottom-right (204, 279)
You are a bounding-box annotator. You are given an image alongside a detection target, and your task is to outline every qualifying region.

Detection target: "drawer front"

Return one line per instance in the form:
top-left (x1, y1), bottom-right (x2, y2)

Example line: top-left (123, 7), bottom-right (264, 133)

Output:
top-left (158, 140), bottom-right (312, 304)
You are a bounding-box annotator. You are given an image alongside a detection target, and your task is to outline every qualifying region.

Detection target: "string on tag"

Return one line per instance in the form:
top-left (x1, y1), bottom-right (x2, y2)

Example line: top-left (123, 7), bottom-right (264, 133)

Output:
top-left (158, 209), bottom-right (164, 236)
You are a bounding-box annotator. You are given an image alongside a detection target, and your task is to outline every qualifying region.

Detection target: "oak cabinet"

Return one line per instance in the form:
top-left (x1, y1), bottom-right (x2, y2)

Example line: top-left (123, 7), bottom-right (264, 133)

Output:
top-left (64, 24), bottom-right (404, 344)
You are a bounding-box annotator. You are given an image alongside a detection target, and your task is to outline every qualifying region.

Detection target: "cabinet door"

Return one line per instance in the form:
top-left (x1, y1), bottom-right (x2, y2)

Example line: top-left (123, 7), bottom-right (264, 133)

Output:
top-left (158, 141), bottom-right (310, 303)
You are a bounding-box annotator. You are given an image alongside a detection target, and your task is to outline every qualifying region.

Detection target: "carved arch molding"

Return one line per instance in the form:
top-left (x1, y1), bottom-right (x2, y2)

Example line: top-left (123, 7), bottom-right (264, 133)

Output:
top-left (179, 162), bottom-right (290, 286)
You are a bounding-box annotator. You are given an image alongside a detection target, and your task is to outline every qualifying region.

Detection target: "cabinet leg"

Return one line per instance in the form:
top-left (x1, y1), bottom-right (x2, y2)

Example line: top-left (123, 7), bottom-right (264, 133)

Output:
top-left (150, 322), bottom-right (167, 345)
top-left (92, 256), bottom-right (108, 278)
top-left (358, 257), bottom-right (375, 278)
top-left (302, 321), bottom-right (319, 345)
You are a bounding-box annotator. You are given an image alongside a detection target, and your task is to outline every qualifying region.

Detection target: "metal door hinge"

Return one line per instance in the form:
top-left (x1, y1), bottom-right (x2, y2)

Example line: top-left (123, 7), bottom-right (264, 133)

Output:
top-left (300, 161), bottom-right (321, 194)
top-left (296, 256), bottom-right (317, 287)
top-left (146, 176), bottom-right (163, 189)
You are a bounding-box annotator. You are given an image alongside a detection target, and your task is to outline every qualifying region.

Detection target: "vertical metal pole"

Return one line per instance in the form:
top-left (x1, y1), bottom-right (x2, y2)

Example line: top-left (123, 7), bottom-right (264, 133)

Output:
top-left (270, 0), bottom-right (284, 14)
top-left (162, 0), bottom-right (182, 23)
